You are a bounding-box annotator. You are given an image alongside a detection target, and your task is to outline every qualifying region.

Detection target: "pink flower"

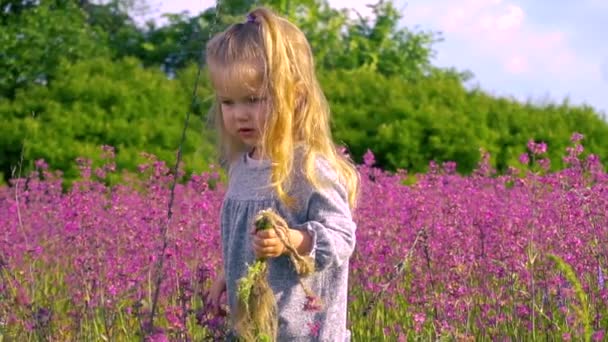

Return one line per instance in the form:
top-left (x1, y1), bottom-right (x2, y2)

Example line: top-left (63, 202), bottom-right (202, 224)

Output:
top-left (413, 312), bottom-right (426, 332)
top-left (363, 149), bottom-right (375, 167)
top-left (35, 159), bottom-right (48, 170)
top-left (593, 330), bottom-right (605, 341)
top-left (307, 321), bottom-right (321, 338)
top-left (571, 132), bottom-right (584, 142)
top-left (527, 139), bottom-right (547, 155)
top-left (145, 331), bottom-right (169, 342)
top-left (165, 306), bottom-right (183, 330)
top-left (303, 295), bottom-right (322, 312)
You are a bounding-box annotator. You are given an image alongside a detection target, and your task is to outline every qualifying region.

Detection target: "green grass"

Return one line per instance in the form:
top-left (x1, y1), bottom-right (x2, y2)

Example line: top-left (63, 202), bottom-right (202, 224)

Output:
top-left (0, 251), bottom-right (603, 341)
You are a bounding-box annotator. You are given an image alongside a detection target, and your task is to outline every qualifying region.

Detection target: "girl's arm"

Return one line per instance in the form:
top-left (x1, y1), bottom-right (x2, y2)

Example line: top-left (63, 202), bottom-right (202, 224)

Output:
top-left (208, 269), bottom-right (226, 315)
top-left (253, 159), bottom-right (356, 267)
top-left (290, 159), bottom-right (357, 271)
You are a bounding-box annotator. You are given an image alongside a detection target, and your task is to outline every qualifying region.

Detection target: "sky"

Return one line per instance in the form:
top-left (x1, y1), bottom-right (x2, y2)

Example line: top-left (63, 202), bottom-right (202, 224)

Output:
top-left (137, 0), bottom-right (608, 115)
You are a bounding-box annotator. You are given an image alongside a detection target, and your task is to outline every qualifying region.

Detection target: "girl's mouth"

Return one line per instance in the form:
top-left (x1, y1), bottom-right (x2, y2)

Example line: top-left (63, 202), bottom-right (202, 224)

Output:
top-left (238, 128), bottom-right (255, 137)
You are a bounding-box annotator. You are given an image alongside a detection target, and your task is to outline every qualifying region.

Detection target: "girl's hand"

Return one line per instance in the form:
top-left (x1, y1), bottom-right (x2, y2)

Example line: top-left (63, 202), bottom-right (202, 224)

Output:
top-left (252, 228), bottom-right (287, 258)
top-left (207, 273), bottom-right (227, 316)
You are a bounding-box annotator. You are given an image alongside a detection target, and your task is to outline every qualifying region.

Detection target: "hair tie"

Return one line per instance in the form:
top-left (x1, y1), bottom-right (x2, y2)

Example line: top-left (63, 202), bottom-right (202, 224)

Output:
top-left (246, 13), bottom-right (256, 24)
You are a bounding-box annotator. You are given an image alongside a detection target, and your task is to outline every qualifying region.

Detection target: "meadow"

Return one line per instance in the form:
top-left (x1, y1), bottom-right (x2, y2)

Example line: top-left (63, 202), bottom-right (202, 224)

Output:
top-left (1, 133), bottom-right (607, 341)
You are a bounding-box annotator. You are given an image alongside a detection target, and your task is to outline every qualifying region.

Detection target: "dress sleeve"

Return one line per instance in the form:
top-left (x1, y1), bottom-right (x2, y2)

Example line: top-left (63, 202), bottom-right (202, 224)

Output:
top-left (291, 160), bottom-right (357, 271)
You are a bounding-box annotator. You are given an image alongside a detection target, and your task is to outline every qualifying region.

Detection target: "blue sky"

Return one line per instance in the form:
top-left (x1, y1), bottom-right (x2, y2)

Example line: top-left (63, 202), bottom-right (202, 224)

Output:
top-left (141, 0), bottom-right (608, 115)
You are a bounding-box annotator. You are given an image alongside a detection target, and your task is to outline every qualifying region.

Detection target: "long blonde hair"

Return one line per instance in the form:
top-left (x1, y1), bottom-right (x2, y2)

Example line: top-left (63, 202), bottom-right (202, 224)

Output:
top-left (206, 7), bottom-right (360, 210)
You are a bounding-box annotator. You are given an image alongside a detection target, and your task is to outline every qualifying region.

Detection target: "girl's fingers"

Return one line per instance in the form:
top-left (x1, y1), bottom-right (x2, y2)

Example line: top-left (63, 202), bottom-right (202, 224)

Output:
top-left (253, 235), bottom-right (281, 247)
top-left (252, 232), bottom-right (285, 258)
top-left (255, 229), bottom-right (277, 239)
top-left (253, 242), bottom-right (283, 257)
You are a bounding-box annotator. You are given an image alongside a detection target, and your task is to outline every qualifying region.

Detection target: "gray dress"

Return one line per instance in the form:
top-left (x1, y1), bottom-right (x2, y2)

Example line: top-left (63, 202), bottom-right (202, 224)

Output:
top-left (220, 149), bottom-right (357, 341)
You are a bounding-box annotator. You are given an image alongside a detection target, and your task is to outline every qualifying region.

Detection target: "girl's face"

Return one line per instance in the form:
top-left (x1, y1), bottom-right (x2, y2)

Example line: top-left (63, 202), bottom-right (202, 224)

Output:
top-left (218, 87), bottom-right (269, 152)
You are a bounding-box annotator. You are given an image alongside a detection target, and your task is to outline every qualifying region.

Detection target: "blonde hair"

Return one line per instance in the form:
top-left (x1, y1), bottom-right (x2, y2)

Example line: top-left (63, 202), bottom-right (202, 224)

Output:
top-left (206, 7), bottom-right (360, 210)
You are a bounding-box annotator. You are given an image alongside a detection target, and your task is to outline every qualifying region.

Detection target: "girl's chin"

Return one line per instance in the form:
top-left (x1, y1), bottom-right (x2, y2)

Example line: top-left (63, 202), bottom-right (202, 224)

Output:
top-left (237, 138), bottom-right (260, 149)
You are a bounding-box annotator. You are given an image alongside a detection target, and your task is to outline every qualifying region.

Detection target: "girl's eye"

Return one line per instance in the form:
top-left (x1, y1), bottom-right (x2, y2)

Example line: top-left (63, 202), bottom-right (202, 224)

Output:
top-left (249, 97), bottom-right (265, 103)
top-left (221, 100), bottom-right (234, 106)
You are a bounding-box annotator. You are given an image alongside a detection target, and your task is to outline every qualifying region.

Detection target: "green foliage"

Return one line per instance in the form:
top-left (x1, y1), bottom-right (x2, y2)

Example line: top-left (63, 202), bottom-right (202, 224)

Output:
top-left (129, 11), bottom-right (211, 73)
top-left (237, 260), bottom-right (267, 314)
top-left (0, 1), bottom-right (110, 99)
top-left (254, 0), bottom-right (441, 79)
top-left (0, 57), bottom-right (217, 184)
top-left (80, 1), bottom-right (146, 61)
top-left (547, 254), bottom-right (592, 342)
top-left (317, 0), bottom-right (438, 79)
top-left (108, 0), bottom-right (440, 81)
top-left (321, 68), bottom-right (608, 173)
top-left (0, 0), bottom-right (38, 22)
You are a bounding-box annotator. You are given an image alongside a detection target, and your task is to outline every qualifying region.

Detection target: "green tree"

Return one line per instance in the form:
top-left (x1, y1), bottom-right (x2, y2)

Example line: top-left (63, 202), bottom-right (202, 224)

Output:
top-left (0, 1), bottom-right (110, 99)
top-left (322, 67), bottom-right (608, 174)
top-left (0, 57), bottom-right (217, 184)
top-left (0, 0), bottom-right (38, 22)
top-left (80, 0), bottom-right (146, 60)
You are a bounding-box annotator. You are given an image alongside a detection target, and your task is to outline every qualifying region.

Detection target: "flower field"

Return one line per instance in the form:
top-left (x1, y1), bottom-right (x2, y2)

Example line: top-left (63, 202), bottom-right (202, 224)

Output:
top-left (1, 134), bottom-right (607, 341)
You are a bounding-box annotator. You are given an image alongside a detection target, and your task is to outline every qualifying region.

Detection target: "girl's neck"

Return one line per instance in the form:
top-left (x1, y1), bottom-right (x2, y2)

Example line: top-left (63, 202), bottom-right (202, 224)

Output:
top-left (249, 146), bottom-right (261, 160)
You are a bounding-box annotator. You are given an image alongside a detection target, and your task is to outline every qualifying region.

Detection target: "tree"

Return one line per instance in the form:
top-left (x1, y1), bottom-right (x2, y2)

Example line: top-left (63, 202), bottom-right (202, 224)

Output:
top-left (0, 1), bottom-right (110, 99)
top-left (0, 57), bottom-right (217, 184)
top-left (0, 0), bottom-right (38, 23)
top-left (80, 0), bottom-right (146, 60)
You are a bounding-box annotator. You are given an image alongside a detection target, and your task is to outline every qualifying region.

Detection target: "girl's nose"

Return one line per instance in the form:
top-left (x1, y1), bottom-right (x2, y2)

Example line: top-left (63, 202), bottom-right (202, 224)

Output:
top-left (234, 105), bottom-right (250, 120)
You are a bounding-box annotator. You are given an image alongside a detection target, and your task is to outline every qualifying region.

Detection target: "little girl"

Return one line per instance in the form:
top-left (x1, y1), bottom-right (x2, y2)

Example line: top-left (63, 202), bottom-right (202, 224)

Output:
top-left (206, 7), bottom-right (360, 341)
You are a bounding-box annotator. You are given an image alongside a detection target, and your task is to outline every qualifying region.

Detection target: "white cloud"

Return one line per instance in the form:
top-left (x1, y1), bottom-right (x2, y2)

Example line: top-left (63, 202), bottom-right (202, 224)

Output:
top-left (493, 4), bottom-right (524, 30)
top-left (505, 55), bottom-right (527, 74)
top-left (404, 0), bottom-right (596, 78)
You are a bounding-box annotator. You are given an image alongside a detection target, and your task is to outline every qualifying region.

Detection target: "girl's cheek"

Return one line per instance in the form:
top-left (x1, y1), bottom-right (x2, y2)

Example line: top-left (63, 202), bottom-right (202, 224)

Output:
top-left (222, 113), bottom-right (233, 131)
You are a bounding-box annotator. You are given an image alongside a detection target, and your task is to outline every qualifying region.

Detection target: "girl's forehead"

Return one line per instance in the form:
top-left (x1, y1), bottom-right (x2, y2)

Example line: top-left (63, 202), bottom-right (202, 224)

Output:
top-left (214, 79), bottom-right (263, 98)
top-left (210, 60), bottom-right (266, 98)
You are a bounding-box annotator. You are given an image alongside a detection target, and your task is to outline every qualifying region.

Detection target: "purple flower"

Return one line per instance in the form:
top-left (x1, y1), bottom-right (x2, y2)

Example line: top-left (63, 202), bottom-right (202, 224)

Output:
top-left (363, 149), bottom-right (375, 167)
top-left (303, 295), bottom-right (322, 312)
top-left (34, 307), bottom-right (51, 326)
top-left (35, 159), bottom-right (48, 170)
top-left (527, 139), bottom-right (548, 155)
top-left (413, 312), bottom-right (426, 332)
top-left (2, 140), bottom-right (608, 339)
top-left (442, 161), bottom-right (457, 174)
top-left (307, 321), bottom-right (321, 338)
top-left (516, 304), bottom-right (530, 318)
top-left (165, 306), bottom-right (183, 330)
top-left (145, 331), bottom-right (169, 342)
top-left (593, 330), bottom-right (605, 342)
top-left (587, 154), bottom-right (599, 164)
top-left (571, 132), bottom-right (584, 142)
top-left (338, 145), bottom-right (350, 158)
top-left (538, 158), bottom-right (551, 171)
top-left (101, 145), bottom-right (115, 154)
